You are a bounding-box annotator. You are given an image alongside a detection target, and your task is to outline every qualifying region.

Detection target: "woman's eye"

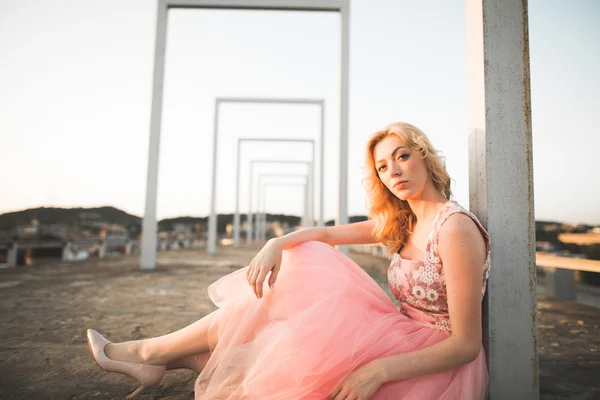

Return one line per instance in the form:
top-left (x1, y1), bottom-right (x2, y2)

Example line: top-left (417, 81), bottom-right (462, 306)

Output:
top-left (397, 154), bottom-right (409, 161)
top-left (377, 165), bottom-right (386, 172)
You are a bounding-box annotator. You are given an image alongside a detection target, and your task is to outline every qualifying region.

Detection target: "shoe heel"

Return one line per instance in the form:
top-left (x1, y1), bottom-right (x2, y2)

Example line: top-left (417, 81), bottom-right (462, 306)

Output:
top-left (126, 384), bottom-right (146, 399)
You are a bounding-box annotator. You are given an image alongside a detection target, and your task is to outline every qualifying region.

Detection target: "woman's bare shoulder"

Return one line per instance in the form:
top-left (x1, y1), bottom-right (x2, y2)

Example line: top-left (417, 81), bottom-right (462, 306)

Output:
top-left (438, 213), bottom-right (486, 255)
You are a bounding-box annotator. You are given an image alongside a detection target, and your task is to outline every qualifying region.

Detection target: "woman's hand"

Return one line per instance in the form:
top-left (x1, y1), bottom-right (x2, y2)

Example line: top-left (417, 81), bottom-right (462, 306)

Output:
top-left (329, 362), bottom-right (387, 400)
top-left (247, 238), bottom-right (283, 298)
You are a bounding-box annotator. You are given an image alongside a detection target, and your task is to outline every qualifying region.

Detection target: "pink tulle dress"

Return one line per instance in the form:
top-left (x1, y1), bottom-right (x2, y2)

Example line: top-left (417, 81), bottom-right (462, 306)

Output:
top-left (196, 201), bottom-right (491, 399)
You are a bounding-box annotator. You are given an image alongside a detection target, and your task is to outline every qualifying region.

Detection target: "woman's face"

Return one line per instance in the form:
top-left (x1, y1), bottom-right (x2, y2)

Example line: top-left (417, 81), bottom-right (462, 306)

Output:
top-left (373, 134), bottom-right (430, 201)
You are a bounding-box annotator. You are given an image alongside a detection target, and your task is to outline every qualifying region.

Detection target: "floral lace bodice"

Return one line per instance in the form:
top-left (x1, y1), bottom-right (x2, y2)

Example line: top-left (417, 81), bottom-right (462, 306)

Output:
top-left (387, 201), bottom-right (491, 333)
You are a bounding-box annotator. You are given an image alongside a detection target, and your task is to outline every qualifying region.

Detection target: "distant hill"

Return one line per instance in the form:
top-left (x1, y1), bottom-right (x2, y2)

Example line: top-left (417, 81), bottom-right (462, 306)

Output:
top-left (3, 206), bottom-right (572, 235)
top-left (158, 216), bottom-right (208, 232)
top-left (325, 215), bottom-right (369, 226)
top-left (0, 206), bottom-right (142, 231)
top-left (154, 214), bottom-right (368, 231)
top-left (0, 207), bottom-right (330, 234)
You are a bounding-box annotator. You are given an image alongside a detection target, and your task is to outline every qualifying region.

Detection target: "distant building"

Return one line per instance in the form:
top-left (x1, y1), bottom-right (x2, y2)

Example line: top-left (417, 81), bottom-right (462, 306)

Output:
top-left (173, 223), bottom-right (193, 233)
top-left (1, 233), bottom-right (67, 267)
top-left (127, 223), bottom-right (142, 239)
top-left (536, 241), bottom-right (557, 253)
top-left (17, 221), bottom-right (69, 239)
top-left (543, 224), bottom-right (561, 232)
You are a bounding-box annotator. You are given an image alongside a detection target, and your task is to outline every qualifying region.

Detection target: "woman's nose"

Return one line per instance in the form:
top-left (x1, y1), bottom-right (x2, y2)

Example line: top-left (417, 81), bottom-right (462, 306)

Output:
top-left (389, 162), bottom-right (402, 176)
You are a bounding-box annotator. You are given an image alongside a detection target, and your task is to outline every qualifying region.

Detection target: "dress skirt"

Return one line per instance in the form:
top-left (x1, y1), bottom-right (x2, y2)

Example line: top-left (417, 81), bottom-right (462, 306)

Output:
top-left (195, 241), bottom-right (488, 399)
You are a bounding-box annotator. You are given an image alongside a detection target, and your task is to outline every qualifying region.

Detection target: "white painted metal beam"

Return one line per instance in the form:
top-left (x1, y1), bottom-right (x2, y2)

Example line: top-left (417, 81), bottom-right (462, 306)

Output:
top-left (217, 97), bottom-right (324, 105)
top-left (210, 96), bottom-right (325, 254)
top-left (230, 138), bottom-right (314, 250)
top-left (259, 181), bottom-right (309, 240)
top-left (142, 0), bottom-right (349, 267)
top-left (247, 160), bottom-right (311, 245)
top-left (257, 175), bottom-right (309, 233)
top-left (166, 0), bottom-right (347, 11)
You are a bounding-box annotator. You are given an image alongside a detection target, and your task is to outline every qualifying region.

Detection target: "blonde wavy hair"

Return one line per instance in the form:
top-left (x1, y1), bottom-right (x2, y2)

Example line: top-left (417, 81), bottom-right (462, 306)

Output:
top-left (363, 122), bottom-right (452, 255)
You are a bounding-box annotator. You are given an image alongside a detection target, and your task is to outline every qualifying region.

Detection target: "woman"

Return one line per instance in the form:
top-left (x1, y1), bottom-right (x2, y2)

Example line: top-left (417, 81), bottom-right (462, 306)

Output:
top-left (87, 122), bottom-right (491, 399)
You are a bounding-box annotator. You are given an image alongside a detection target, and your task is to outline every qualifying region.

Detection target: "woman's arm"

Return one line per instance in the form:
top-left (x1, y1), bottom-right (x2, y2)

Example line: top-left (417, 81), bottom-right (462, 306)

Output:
top-left (248, 220), bottom-right (376, 298)
top-left (272, 219), bottom-right (376, 249)
top-left (330, 214), bottom-right (487, 398)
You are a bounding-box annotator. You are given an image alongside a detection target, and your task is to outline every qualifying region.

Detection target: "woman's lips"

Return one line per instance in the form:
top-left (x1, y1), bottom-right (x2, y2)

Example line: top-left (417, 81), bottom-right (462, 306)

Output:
top-left (394, 181), bottom-right (408, 189)
top-left (394, 181), bottom-right (408, 190)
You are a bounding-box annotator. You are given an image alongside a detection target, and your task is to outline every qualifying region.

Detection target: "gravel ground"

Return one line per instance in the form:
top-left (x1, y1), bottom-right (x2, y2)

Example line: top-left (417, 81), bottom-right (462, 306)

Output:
top-left (0, 246), bottom-right (598, 399)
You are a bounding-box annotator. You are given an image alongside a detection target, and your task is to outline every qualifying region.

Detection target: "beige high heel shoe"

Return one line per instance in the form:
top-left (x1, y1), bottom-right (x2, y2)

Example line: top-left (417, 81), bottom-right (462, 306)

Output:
top-left (86, 329), bottom-right (166, 399)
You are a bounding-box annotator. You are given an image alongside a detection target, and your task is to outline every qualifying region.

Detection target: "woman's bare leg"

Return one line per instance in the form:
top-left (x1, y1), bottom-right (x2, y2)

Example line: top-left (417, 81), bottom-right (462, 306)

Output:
top-left (104, 309), bottom-right (222, 366)
top-left (165, 352), bottom-right (211, 372)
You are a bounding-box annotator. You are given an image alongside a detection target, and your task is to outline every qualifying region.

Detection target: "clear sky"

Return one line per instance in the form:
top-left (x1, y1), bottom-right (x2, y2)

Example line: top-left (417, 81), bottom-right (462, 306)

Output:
top-left (1, 0), bottom-right (599, 224)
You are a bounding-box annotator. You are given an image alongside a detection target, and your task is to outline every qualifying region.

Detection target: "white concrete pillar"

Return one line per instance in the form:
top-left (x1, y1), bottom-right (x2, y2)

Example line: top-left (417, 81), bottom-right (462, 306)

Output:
top-left (308, 141), bottom-right (315, 227)
top-left (545, 268), bottom-right (576, 300)
top-left (318, 101), bottom-right (324, 227)
top-left (260, 212), bottom-right (265, 241)
top-left (303, 182), bottom-right (309, 227)
top-left (259, 180), bottom-right (265, 241)
top-left (255, 215), bottom-right (261, 243)
top-left (260, 216), bottom-right (264, 240)
top-left (125, 241), bottom-right (133, 256)
top-left (466, 0), bottom-right (538, 398)
top-left (141, 0), bottom-right (168, 271)
top-left (233, 139), bottom-right (242, 247)
top-left (309, 160), bottom-right (315, 227)
top-left (7, 243), bottom-right (18, 267)
top-left (337, 4), bottom-right (350, 256)
top-left (208, 102), bottom-right (220, 256)
top-left (99, 241), bottom-right (107, 259)
top-left (256, 176), bottom-right (262, 242)
top-left (62, 242), bottom-right (72, 261)
top-left (247, 163), bottom-right (254, 245)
